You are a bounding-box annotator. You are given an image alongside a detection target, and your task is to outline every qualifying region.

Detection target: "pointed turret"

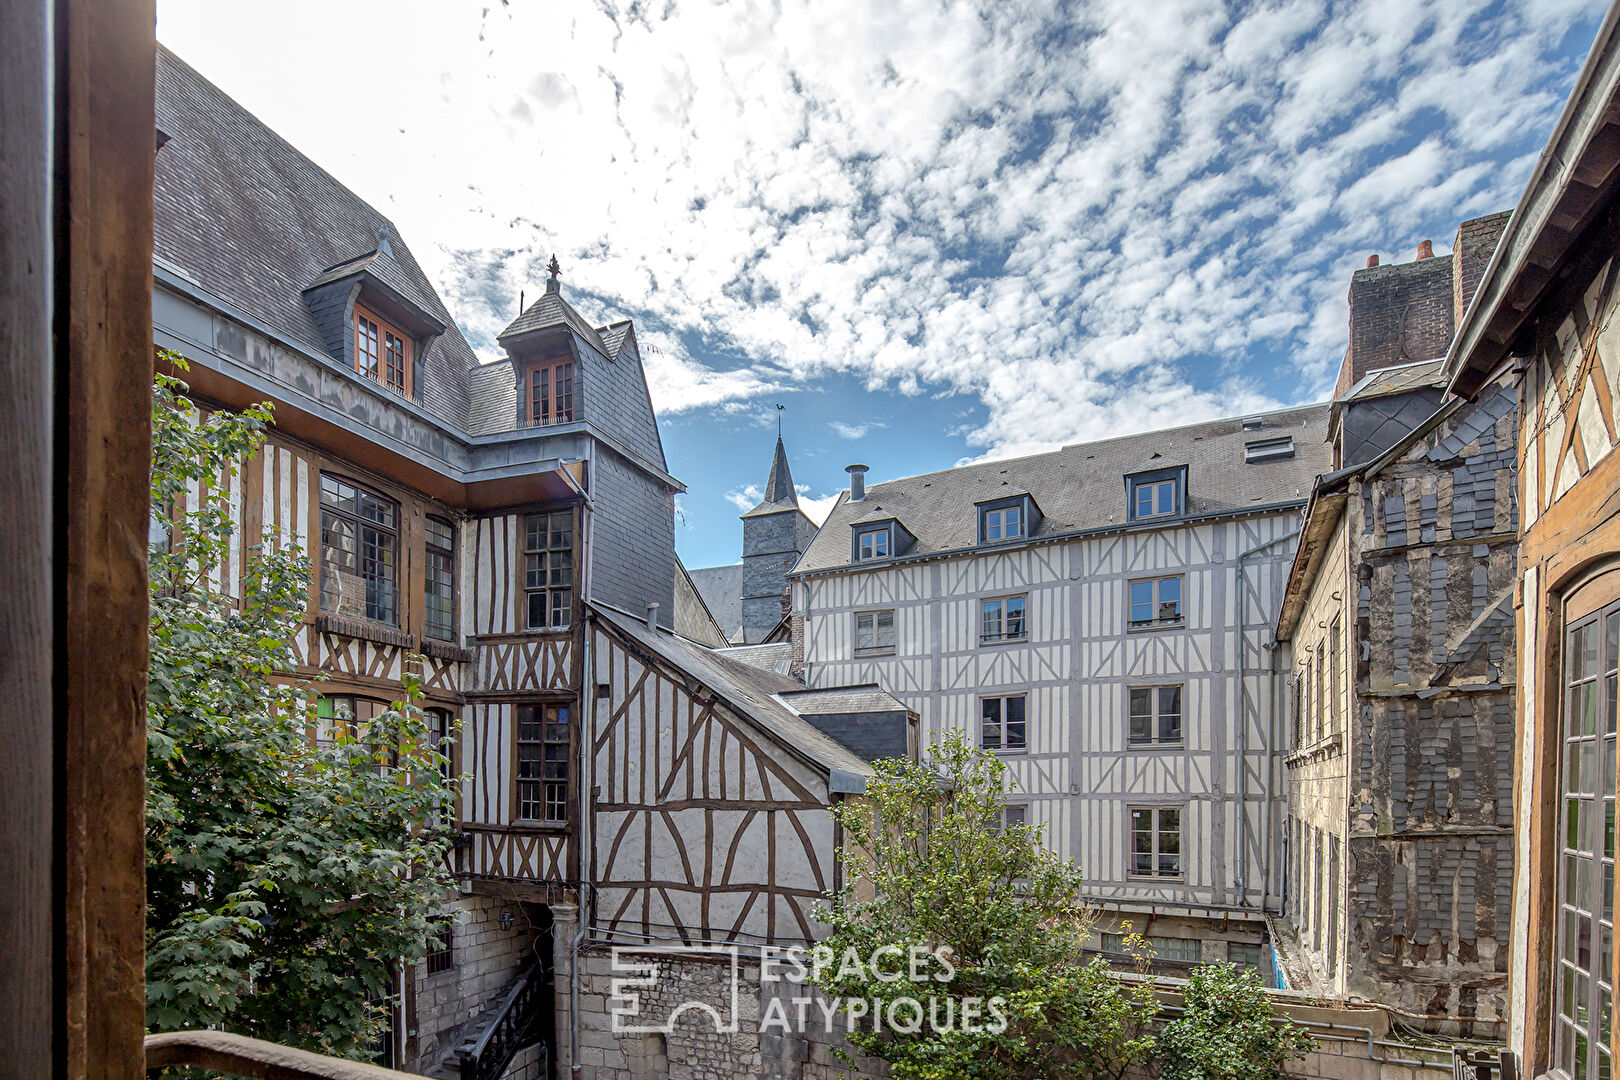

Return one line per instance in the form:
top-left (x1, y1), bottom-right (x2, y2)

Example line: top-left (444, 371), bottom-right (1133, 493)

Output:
top-left (748, 436), bottom-right (799, 515)
top-left (739, 436), bottom-right (820, 644)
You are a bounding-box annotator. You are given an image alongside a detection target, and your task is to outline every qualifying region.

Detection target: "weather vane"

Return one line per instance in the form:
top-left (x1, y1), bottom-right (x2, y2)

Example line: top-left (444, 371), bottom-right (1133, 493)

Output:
top-left (547, 254), bottom-right (561, 281)
top-left (776, 402), bottom-right (785, 437)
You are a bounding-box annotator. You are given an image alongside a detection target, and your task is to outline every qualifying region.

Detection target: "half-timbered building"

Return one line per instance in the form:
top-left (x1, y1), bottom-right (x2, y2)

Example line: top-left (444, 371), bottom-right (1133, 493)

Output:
top-left (1276, 217), bottom-right (1518, 1031)
top-left (1446, 9), bottom-right (1620, 1075)
top-left (789, 408), bottom-right (1332, 968)
top-left (151, 45), bottom-right (918, 1080)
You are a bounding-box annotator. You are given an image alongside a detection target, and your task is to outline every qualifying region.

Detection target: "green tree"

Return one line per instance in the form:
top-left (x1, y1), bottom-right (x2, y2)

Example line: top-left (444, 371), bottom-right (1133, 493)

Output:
top-left (144, 359), bottom-right (457, 1059)
top-left (813, 731), bottom-right (1159, 1080)
top-left (1154, 962), bottom-right (1316, 1080)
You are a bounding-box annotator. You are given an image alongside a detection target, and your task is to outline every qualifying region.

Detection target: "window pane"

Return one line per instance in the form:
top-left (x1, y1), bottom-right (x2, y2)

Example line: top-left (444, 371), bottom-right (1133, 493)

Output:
top-left (1156, 481), bottom-right (1174, 515)
top-left (1005, 696), bottom-right (1026, 749)
top-left (1130, 581), bottom-right (1154, 624)
top-left (981, 698), bottom-right (1001, 749)
top-left (982, 600), bottom-right (1002, 640)
top-left (1135, 486), bottom-right (1153, 519)
top-left (1007, 596), bottom-right (1026, 638)
top-left (876, 610), bottom-right (895, 647)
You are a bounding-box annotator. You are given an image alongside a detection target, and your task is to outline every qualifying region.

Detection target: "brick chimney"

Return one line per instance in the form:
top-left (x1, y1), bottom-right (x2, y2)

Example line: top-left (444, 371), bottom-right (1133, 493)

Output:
top-left (1366, 255), bottom-right (1379, 268)
top-left (1415, 240), bottom-right (1434, 260)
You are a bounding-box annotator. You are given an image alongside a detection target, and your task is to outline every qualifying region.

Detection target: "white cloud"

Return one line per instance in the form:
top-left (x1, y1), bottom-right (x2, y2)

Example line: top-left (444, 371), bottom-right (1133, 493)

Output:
top-left (828, 420), bottom-right (884, 439)
top-left (157, 0), bottom-right (1605, 457)
top-left (722, 482), bottom-right (838, 524)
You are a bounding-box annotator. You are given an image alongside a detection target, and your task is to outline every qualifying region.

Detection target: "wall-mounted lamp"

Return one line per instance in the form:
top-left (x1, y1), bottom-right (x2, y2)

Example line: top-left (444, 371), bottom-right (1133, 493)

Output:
top-left (499, 910), bottom-right (514, 931)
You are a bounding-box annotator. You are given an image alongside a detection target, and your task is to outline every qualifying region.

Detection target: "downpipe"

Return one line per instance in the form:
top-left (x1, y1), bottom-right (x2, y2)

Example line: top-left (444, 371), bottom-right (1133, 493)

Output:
top-left (571, 452), bottom-right (597, 1080)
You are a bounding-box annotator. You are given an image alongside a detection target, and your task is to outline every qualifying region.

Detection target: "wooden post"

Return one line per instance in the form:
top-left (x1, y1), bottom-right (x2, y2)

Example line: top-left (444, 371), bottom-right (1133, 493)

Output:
top-left (0, 2), bottom-right (155, 1078)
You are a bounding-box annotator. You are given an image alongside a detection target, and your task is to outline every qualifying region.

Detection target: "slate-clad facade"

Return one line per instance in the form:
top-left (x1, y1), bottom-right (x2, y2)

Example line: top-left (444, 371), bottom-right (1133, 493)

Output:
top-left (790, 407), bottom-right (1332, 966)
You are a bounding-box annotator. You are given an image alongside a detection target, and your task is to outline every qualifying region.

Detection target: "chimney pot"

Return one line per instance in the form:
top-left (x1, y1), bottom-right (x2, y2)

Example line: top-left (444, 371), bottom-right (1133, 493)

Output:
top-left (1365, 254), bottom-right (1378, 268)
top-left (846, 464), bottom-right (869, 502)
top-left (1415, 240), bottom-right (1433, 261)
top-left (645, 602), bottom-right (659, 630)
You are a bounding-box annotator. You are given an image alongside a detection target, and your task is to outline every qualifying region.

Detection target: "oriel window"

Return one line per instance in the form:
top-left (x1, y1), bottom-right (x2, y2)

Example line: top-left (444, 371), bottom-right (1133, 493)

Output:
top-left (319, 475), bottom-right (398, 625)
top-left (528, 360), bottom-right (575, 427)
top-left (517, 704), bottom-right (570, 824)
top-left (523, 511), bottom-right (574, 630)
top-left (424, 516), bottom-right (456, 641)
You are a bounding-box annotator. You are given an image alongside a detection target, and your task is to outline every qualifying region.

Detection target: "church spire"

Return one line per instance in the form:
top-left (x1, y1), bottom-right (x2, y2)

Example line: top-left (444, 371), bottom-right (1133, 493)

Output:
top-left (761, 435), bottom-right (797, 507)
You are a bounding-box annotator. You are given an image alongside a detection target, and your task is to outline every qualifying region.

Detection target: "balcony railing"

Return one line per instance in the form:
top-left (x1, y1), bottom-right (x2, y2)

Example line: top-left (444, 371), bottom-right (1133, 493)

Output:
top-left (145, 1030), bottom-right (419, 1079)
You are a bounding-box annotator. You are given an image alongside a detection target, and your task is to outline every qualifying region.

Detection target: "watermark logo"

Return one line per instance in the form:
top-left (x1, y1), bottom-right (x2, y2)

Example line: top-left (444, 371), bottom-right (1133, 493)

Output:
top-left (607, 943), bottom-right (1007, 1036)
top-left (609, 945), bottom-right (743, 1034)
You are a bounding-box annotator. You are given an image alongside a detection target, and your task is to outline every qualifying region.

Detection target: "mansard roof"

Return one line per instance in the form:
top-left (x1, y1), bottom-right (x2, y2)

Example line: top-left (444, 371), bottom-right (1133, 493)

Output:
top-left (153, 45), bottom-right (474, 428)
top-left (742, 436), bottom-right (801, 518)
top-left (795, 404), bottom-right (1333, 575)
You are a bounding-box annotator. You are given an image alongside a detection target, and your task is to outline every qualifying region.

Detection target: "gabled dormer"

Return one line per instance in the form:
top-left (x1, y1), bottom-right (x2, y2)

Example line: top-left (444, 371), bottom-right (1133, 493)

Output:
top-left (975, 492), bottom-right (1043, 545)
top-left (302, 225), bottom-right (447, 402)
top-left (850, 511), bottom-right (916, 564)
top-left (1125, 464), bottom-right (1188, 523)
top-left (496, 257), bottom-right (607, 430)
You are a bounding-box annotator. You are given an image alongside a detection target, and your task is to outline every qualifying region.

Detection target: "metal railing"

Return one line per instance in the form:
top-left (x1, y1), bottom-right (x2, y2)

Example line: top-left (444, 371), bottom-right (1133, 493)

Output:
top-left (145, 1030), bottom-right (419, 1079)
top-left (458, 962), bottom-right (547, 1080)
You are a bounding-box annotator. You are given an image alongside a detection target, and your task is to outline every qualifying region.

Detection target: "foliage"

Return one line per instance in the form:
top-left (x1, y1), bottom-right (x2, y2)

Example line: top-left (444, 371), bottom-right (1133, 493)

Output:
top-left (1154, 962), bottom-right (1316, 1080)
top-left (144, 358), bottom-right (457, 1059)
top-left (812, 731), bottom-right (1159, 1080)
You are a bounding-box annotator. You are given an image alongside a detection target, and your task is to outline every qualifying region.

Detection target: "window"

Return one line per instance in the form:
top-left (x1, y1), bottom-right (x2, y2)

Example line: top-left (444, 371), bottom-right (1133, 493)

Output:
top-left (1553, 597), bottom-right (1619, 1080)
top-left (427, 707), bottom-right (456, 827)
top-left (527, 360), bottom-right (575, 426)
top-left (1233, 942), bottom-right (1264, 971)
top-left (981, 503), bottom-right (1023, 543)
top-left (1314, 642), bottom-right (1326, 740)
top-left (319, 475), bottom-right (398, 624)
top-left (1100, 933), bottom-right (1199, 963)
top-left (997, 805), bottom-right (1026, 832)
top-left (424, 516), bottom-right (456, 641)
top-left (980, 595), bottom-right (1028, 644)
top-left (1130, 806), bottom-right (1182, 878)
top-left (1128, 576), bottom-right (1183, 628)
top-left (1244, 436), bottom-right (1295, 463)
top-left (1126, 468), bottom-right (1184, 522)
top-left (1129, 685), bottom-right (1183, 746)
top-left (523, 511), bottom-right (574, 630)
top-left (980, 695), bottom-right (1026, 752)
top-left (354, 305), bottom-right (411, 396)
top-left (425, 917), bottom-right (455, 975)
top-left (855, 526), bottom-right (890, 562)
top-left (315, 695), bottom-right (395, 772)
top-left (517, 704), bottom-right (571, 823)
top-left (855, 609), bottom-right (896, 657)
top-left (1329, 617), bottom-right (1343, 738)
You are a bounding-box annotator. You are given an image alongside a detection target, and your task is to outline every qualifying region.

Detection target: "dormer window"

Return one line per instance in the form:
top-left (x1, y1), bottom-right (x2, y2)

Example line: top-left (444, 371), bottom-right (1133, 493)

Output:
top-left (1245, 436), bottom-right (1295, 463)
top-left (977, 494), bottom-right (1042, 546)
top-left (855, 526), bottom-right (890, 561)
top-left (354, 304), bottom-right (411, 397)
top-left (1126, 467), bottom-right (1186, 522)
top-left (527, 359), bottom-right (575, 427)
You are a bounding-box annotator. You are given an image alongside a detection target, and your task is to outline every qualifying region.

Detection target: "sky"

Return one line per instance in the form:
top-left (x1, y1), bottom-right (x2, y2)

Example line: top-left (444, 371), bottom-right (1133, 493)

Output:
top-left (158, 0), bottom-right (1606, 570)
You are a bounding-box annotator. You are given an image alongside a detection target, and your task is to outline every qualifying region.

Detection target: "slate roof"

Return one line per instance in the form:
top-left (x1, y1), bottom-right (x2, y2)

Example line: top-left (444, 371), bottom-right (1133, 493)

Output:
top-left (598, 321), bottom-right (633, 358)
top-left (498, 285), bottom-right (609, 357)
top-left (593, 606), bottom-right (872, 782)
top-left (777, 685), bottom-right (910, 716)
top-left (716, 642), bottom-right (795, 674)
top-left (743, 436), bottom-right (801, 517)
top-left (796, 404), bottom-right (1332, 574)
top-left (154, 46), bottom-right (474, 429)
top-left (686, 562), bottom-right (745, 643)
top-left (1340, 359), bottom-right (1447, 403)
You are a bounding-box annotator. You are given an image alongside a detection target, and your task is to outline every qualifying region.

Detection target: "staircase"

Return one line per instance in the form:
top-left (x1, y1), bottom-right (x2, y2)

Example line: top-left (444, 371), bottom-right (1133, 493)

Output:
top-left (453, 962), bottom-right (549, 1080)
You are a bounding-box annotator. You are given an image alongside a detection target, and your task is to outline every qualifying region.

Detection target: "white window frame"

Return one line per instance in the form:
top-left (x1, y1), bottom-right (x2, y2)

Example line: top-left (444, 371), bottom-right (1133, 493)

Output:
top-left (855, 526), bottom-right (890, 562)
top-left (1128, 575), bottom-right (1183, 628)
top-left (1128, 684), bottom-right (1183, 747)
top-left (854, 608), bottom-right (896, 657)
top-left (1129, 805), bottom-right (1183, 880)
top-left (980, 594), bottom-right (1028, 644)
top-left (980, 694), bottom-right (1027, 753)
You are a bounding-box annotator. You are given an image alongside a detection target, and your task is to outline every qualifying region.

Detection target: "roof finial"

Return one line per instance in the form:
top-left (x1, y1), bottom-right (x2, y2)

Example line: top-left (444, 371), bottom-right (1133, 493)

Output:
top-left (776, 402), bottom-right (784, 438)
top-left (545, 254), bottom-right (562, 295)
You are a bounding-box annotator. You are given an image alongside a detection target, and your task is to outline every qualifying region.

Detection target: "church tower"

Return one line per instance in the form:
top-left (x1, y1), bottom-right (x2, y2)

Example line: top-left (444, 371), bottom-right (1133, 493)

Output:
top-left (739, 437), bottom-right (818, 643)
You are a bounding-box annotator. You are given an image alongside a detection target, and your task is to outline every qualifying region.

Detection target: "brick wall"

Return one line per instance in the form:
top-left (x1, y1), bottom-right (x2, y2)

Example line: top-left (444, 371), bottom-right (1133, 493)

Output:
top-left (1338, 256), bottom-right (1455, 399)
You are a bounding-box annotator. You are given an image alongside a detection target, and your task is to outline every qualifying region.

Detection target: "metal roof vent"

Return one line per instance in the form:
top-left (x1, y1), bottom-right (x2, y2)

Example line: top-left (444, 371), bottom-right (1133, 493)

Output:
top-left (1245, 436), bottom-right (1295, 463)
top-left (846, 464), bottom-right (869, 502)
top-left (1241, 416), bottom-right (1264, 430)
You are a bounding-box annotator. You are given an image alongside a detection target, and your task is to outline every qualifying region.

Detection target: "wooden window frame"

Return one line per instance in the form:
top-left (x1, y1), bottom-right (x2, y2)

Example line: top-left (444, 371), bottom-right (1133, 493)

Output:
top-left (854, 525), bottom-right (890, 562)
top-left (854, 608), bottom-right (896, 657)
top-left (522, 510), bottom-right (574, 631)
top-left (1126, 466), bottom-right (1186, 523)
top-left (1329, 616), bottom-right (1343, 738)
top-left (353, 303), bottom-right (413, 398)
top-left (1130, 804), bottom-right (1183, 880)
top-left (515, 703), bottom-right (571, 826)
top-left (1128, 684), bottom-right (1184, 747)
top-left (525, 358), bottom-right (576, 427)
top-left (424, 516), bottom-right (457, 642)
top-left (980, 693), bottom-right (1027, 753)
top-left (979, 499), bottom-right (1025, 544)
top-left (318, 474), bottom-right (399, 626)
top-left (426, 706), bottom-right (457, 830)
top-left (1314, 641), bottom-right (1326, 740)
top-left (1128, 574), bottom-right (1183, 629)
top-left (980, 593), bottom-right (1029, 645)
